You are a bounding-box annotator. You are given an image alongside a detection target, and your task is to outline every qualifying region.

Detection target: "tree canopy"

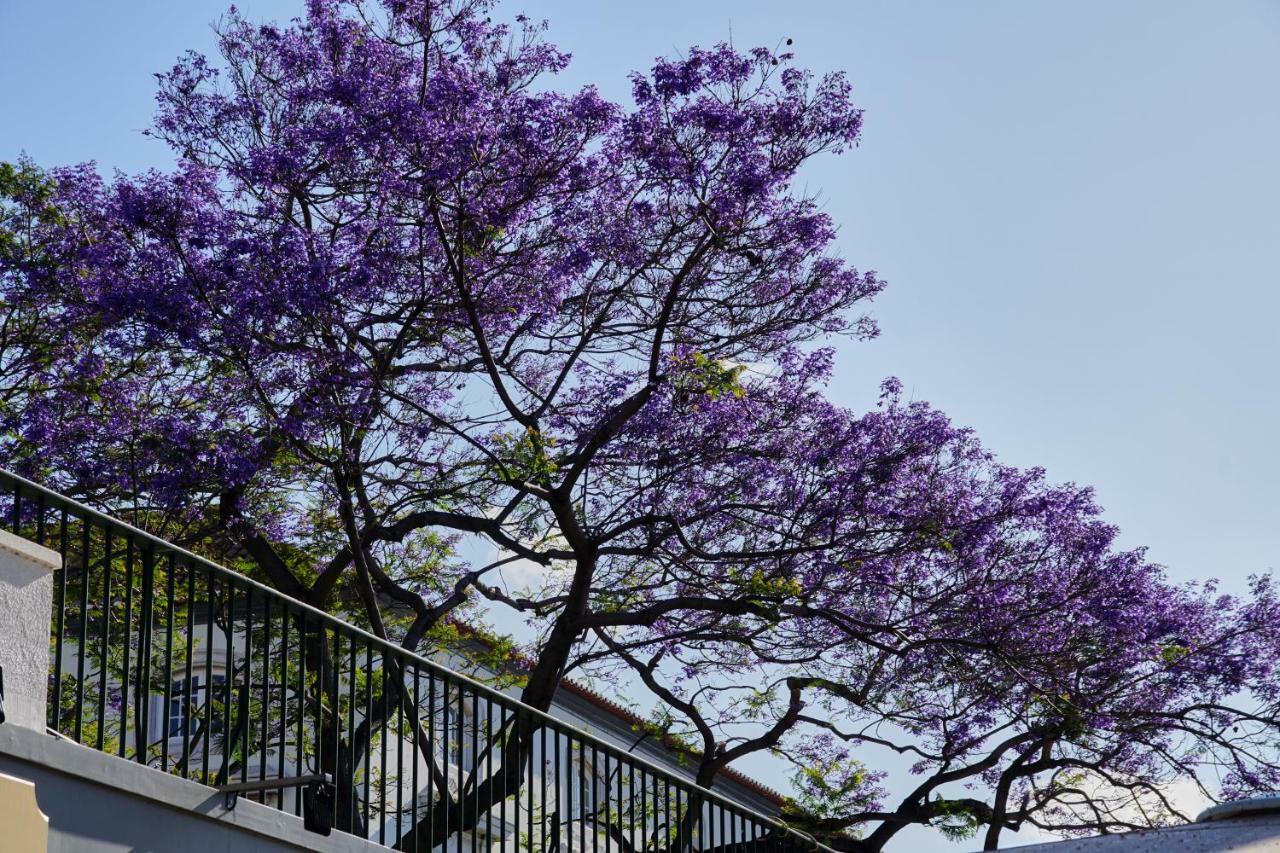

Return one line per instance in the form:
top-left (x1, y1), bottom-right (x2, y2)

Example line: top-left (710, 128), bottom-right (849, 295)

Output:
top-left (2, 1), bottom-right (1278, 848)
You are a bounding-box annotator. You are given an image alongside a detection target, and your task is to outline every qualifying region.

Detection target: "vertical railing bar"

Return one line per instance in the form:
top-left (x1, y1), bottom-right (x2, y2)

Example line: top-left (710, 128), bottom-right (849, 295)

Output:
top-left (75, 515), bottom-right (89, 744)
top-left (688, 786), bottom-right (694, 853)
top-left (541, 722), bottom-right (548, 853)
top-left (118, 535), bottom-right (134, 760)
top-left (258, 591), bottom-right (271, 783)
top-left (653, 764), bottom-right (660, 853)
top-left (136, 544), bottom-right (155, 765)
top-left (347, 634), bottom-right (358, 835)
top-left (380, 652), bottom-right (389, 844)
top-left (494, 696), bottom-right (504, 853)
top-left (218, 577), bottom-right (235, 785)
top-left (52, 508), bottom-right (68, 733)
top-left (559, 730), bottom-right (567, 853)
top-left (96, 525), bottom-right (112, 753)
top-left (580, 734), bottom-right (587, 853)
top-left (667, 771), bottom-right (673, 853)
top-left (626, 755), bottom-right (634, 853)
top-left (526, 712), bottom-right (535, 853)
top-left (442, 674), bottom-right (450, 852)
top-left (675, 776), bottom-right (682, 853)
top-left (660, 773), bottom-right (670, 853)
top-left (241, 585), bottom-right (253, 786)
top-left (472, 687), bottom-right (480, 853)
top-left (313, 623), bottom-right (325, 811)
top-left (332, 629), bottom-right (342, 817)
top-left (484, 692), bottom-right (493, 853)
top-left (640, 766), bottom-right (648, 853)
top-left (604, 749), bottom-right (611, 853)
top-left (427, 668), bottom-right (437, 849)
top-left (578, 732), bottom-right (583, 850)
top-left (259, 595), bottom-right (271, 789)
top-left (664, 776), bottom-right (671, 853)
top-left (456, 680), bottom-right (464, 853)
top-left (580, 737), bottom-right (586, 853)
top-left (181, 559), bottom-right (196, 777)
top-left (396, 656), bottom-right (405, 848)
top-left (161, 550), bottom-right (175, 772)
top-left (295, 608), bottom-right (307, 816)
top-left (364, 642), bottom-right (373, 838)
top-left (202, 568), bottom-right (215, 785)
top-left (597, 746), bottom-right (604, 853)
top-left (586, 743), bottom-right (594, 853)
top-left (411, 662), bottom-right (420, 853)
top-left (278, 600), bottom-right (290, 806)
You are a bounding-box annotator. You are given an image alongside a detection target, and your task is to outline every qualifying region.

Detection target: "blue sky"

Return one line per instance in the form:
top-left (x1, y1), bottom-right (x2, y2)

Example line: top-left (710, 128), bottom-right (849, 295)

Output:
top-left (4, 2), bottom-right (1279, 846)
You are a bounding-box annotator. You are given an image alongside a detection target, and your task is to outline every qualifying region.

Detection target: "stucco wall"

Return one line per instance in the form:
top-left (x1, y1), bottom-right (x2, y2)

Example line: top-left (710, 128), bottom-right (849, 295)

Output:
top-left (0, 724), bottom-right (391, 853)
top-left (0, 528), bottom-right (59, 731)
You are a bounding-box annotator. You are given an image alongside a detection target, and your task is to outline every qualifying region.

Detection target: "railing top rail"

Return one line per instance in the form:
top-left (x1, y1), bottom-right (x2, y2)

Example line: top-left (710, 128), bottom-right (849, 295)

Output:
top-left (0, 466), bottom-right (831, 850)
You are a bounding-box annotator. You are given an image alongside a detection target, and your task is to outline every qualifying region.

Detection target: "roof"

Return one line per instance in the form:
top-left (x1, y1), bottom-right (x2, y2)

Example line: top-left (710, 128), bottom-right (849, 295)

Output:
top-left (555, 674), bottom-right (790, 807)
top-left (445, 620), bottom-right (789, 808)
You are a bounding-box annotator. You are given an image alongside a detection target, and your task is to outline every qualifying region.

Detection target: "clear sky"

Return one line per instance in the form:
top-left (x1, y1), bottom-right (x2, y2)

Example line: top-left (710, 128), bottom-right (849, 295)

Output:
top-left (3, 1), bottom-right (1278, 846)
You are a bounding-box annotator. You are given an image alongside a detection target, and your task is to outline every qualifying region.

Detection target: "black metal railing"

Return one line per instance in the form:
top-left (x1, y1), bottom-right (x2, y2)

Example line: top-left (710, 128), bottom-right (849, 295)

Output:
top-left (0, 468), bottom-right (828, 853)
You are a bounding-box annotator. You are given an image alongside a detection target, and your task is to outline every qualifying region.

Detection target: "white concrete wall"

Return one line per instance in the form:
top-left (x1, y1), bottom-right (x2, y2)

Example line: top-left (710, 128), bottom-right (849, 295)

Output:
top-left (0, 723), bottom-right (390, 853)
top-left (0, 528), bottom-right (60, 731)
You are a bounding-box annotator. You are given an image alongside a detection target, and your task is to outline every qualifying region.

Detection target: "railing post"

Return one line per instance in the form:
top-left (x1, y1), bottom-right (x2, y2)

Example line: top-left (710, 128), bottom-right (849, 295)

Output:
top-left (136, 545), bottom-right (156, 763)
top-left (0, 528), bottom-right (62, 731)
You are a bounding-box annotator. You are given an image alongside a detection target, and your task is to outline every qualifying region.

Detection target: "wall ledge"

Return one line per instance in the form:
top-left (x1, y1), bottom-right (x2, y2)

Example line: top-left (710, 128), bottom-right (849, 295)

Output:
top-left (0, 724), bottom-right (393, 853)
top-left (0, 528), bottom-right (60, 574)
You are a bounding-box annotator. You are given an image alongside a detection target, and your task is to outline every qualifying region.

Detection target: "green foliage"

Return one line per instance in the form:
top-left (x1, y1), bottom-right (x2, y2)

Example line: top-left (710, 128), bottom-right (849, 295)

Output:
top-left (0, 158), bottom-right (66, 263)
top-left (417, 620), bottom-right (529, 691)
top-left (929, 797), bottom-right (985, 842)
top-left (1029, 692), bottom-right (1088, 740)
top-left (671, 351), bottom-right (747, 404)
top-left (493, 426), bottom-right (559, 486)
top-left (461, 224), bottom-right (505, 259)
top-left (1159, 640), bottom-right (1191, 664)
top-left (782, 753), bottom-right (878, 829)
top-left (741, 567), bottom-right (803, 600)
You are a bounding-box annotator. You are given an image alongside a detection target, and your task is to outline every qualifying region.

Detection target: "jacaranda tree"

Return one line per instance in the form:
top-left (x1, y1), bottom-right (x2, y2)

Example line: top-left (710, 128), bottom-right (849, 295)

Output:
top-left (3, 0), bottom-right (1278, 848)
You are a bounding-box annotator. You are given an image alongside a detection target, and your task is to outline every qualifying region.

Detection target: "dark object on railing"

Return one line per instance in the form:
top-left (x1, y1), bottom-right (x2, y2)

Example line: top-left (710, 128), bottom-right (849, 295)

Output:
top-left (1, 664), bottom-right (6, 725)
top-left (220, 772), bottom-right (335, 835)
top-left (0, 467), bottom-right (831, 853)
top-left (220, 772), bottom-right (332, 811)
top-left (303, 775), bottom-right (337, 836)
